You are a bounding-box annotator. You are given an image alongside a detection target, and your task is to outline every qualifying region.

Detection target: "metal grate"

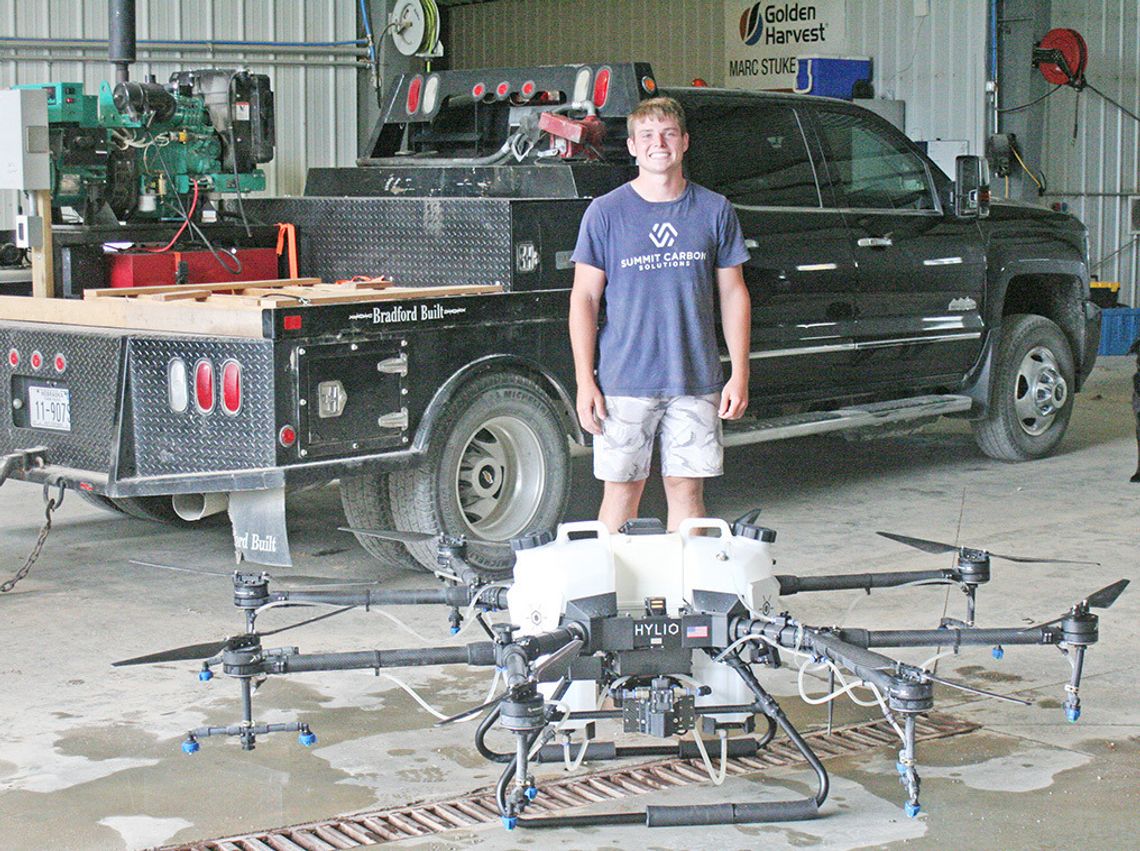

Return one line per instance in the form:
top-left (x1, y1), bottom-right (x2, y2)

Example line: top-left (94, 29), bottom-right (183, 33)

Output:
top-left (159, 712), bottom-right (978, 850)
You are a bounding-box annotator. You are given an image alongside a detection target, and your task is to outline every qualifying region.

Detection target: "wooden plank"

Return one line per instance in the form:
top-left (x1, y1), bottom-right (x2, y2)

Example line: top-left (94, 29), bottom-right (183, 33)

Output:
top-left (83, 277), bottom-right (322, 300)
top-left (0, 293), bottom-right (265, 338)
top-left (30, 190), bottom-right (55, 298)
top-left (251, 283), bottom-right (503, 307)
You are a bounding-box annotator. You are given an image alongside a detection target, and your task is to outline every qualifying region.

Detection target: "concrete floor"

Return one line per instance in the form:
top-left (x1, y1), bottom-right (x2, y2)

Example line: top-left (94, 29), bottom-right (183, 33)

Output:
top-left (1, 357), bottom-right (1137, 851)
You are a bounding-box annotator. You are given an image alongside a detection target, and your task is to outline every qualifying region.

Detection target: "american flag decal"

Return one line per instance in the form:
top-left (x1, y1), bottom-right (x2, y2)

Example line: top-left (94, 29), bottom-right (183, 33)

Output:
top-left (686, 625), bottom-right (709, 639)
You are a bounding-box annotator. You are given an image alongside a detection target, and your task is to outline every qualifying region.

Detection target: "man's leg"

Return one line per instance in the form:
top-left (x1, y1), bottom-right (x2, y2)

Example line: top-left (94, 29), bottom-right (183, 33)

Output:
top-left (663, 476), bottom-right (705, 530)
top-left (599, 479), bottom-right (648, 532)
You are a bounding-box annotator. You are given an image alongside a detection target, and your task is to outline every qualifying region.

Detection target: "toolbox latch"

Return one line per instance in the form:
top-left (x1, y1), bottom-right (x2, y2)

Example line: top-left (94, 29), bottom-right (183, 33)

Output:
top-left (377, 408), bottom-right (409, 429)
top-left (377, 354), bottom-right (408, 376)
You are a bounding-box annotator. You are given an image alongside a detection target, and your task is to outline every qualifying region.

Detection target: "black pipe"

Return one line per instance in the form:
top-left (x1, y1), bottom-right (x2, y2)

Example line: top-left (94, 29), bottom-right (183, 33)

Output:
top-left (776, 570), bottom-right (954, 595)
top-left (274, 642), bottom-right (495, 673)
top-left (108, 0), bottom-right (136, 83)
top-left (844, 627), bottom-right (1057, 648)
top-left (274, 586), bottom-right (504, 608)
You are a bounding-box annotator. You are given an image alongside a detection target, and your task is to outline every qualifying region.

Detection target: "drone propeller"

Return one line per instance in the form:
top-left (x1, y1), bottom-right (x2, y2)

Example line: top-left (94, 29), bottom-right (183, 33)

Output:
top-left (1020, 578), bottom-right (1130, 631)
top-left (434, 637), bottom-right (585, 726)
top-left (111, 605), bottom-right (357, 667)
top-left (338, 526), bottom-right (438, 544)
top-left (129, 559), bottom-right (381, 587)
top-left (876, 531), bottom-right (1099, 566)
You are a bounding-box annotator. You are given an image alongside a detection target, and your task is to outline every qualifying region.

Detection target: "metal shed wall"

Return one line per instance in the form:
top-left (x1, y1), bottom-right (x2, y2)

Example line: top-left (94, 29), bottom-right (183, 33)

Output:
top-left (1042, 0), bottom-right (1139, 306)
top-left (445, 0), bottom-right (988, 155)
top-left (0, 0), bottom-right (364, 230)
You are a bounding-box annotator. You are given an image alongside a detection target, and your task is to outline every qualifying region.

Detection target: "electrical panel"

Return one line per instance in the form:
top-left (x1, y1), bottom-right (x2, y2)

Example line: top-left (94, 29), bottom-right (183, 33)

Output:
top-left (0, 88), bottom-right (50, 190)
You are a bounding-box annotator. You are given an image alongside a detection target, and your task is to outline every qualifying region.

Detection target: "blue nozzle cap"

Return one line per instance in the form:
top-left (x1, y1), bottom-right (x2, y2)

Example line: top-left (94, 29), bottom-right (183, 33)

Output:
top-left (298, 731), bottom-right (318, 746)
top-left (449, 626), bottom-right (460, 635)
top-left (905, 802), bottom-right (921, 818)
top-left (992, 646), bottom-right (1004, 660)
top-left (524, 786), bottom-right (538, 800)
top-left (181, 740), bottom-right (200, 754)
top-left (198, 669), bottom-right (214, 682)
top-left (501, 816), bottom-right (517, 830)
top-left (1066, 706), bottom-right (1081, 723)
top-left (895, 762), bottom-right (907, 776)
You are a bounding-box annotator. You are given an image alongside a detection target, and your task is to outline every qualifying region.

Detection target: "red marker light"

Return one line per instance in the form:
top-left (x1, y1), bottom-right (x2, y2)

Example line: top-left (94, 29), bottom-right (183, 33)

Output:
top-left (54, 353), bottom-right (66, 373)
top-left (278, 424), bottom-right (297, 447)
top-left (78, 482), bottom-right (94, 492)
top-left (472, 82), bottom-right (486, 98)
top-left (194, 359), bottom-right (215, 414)
top-left (283, 314), bottom-right (302, 331)
top-left (521, 80), bottom-right (536, 98)
top-left (406, 75), bottom-right (423, 114)
top-left (30, 351), bottom-right (43, 370)
top-left (496, 81), bottom-right (510, 99)
top-left (220, 359), bottom-right (242, 416)
top-left (7, 349), bottom-right (17, 367)
top-left (593, 66), bottom-right (612, 109)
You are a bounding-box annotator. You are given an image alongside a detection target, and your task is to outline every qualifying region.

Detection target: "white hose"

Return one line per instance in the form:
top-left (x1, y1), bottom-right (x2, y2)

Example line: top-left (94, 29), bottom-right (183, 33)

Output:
top-left (691, 727), bottom-right (729, 786)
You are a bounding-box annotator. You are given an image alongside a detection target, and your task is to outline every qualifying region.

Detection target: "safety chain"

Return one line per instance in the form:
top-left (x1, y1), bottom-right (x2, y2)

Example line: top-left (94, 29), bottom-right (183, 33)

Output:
top-left (1, 480), bottom-right (65, 593)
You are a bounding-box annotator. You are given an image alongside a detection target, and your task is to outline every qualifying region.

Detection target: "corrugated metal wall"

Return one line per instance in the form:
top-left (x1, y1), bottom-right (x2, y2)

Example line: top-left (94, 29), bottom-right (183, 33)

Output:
top-left (0, 0), bottom-right (363, 229)
top-left (1042, 0), bottom-right (1139, 306)
top-left (446, 1), bottom-right (988, 151)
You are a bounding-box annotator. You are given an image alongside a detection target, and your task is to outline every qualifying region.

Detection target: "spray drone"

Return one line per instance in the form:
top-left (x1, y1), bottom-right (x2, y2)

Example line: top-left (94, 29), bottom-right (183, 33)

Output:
top-left (115, 512), bottom-right (1127, 830)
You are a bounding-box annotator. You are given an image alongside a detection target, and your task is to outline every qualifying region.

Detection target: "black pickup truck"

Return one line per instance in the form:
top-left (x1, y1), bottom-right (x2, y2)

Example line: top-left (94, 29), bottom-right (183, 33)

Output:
top-left (0, 63), bottom-right (1100, 577)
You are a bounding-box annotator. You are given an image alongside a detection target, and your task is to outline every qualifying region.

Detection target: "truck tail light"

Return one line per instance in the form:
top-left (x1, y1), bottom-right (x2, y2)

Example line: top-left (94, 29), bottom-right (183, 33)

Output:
top-left (521, 80), bottom-right (536, 99)
top-left (573, 67), bottom-right (592, 104)
top-left (194, 359), bottom-right (215, 414)
top-left (168, 358), bottom-right (189, 412)
top-left (54, 353), bottom-right (67, 373)
top-left (592, 66), bottom-right (611, 109)
top-left (30, 350), bottom-right (43, 370)
top-left (472, 82), bottom-right (487, 98)
top-left (422, 74), bottom-right (440, 113)
top-left (220, 359), bottom-right (242, 416)
top-left (7, 348), bottom-right (18, 367)
top-left (278, 424), bottom-right (296, 447)
top-left (495, 80), bottom-right (510, 99)
top-left (406, 75), bottom-right (423, 114)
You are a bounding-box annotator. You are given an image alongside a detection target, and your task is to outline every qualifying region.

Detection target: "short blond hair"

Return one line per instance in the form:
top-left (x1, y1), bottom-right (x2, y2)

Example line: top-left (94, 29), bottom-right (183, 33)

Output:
top-left (626, 96), bottom-right (687, 137)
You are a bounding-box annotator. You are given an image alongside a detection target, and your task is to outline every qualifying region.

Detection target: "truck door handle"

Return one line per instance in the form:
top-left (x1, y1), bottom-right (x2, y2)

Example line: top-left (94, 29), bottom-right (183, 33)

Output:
top-left (857, 237), bottom-right (893, 248)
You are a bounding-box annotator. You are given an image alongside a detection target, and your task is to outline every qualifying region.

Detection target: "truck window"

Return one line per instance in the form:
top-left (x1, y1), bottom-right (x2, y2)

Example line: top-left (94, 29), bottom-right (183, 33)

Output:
top-left (683, 100), bottom-right (821, 208)
top-left (814, 109), bottom-right (935, 211)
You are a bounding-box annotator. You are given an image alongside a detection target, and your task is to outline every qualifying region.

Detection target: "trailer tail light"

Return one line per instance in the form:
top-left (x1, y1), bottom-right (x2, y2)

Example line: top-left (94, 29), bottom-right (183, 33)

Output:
top-left (53, 353), bottom-right (66, 373)
top-left (521, 80), bottom-right (536, 99)
top-left (642, 75), bottom-right (657, 94)
top-left (592, 66), bottom-right (611, 109)
top-left (422, 74), bottom-right (440, 113)
top-left (406, 75), bottom-right (423, 114)
top-left (220, 360), bottom-right (242, 416)
top-left (7, 349), bottom-right (17, 367)
top-left (168, 358), bottom-right (189, 412)
top-left (495, 81), bottom-right (509, 99)
top-left (194, 359), bottom-right (215, 414)
top-left (573, 67), bottom-right (592, 104)
top-left (30, 351), bottom-right (43, 370)
top-left (472, 82), bottom-right (486, 98)
top-left (278, 424), bottom-right (296, 447)
top-left (283, 314), bottom-right (302, 331)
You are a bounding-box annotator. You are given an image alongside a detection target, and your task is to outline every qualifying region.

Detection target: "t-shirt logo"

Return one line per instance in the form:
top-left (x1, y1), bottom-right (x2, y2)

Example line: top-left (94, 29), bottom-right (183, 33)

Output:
top-left (648, 222), bottom-right (678, 248)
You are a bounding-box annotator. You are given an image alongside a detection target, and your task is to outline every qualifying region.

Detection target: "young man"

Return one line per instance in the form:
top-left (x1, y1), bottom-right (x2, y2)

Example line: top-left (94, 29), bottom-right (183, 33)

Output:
top-left (569, 96), bottom-right (751, 532)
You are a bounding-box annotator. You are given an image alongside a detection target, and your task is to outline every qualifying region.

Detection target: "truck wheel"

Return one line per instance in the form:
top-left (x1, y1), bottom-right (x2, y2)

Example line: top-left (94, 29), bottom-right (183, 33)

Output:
top-left (973, 314), bottom-right (1075, 461)
top-left (339, 472), bottom-right (421, 571)
top-left (390, 372), bottom-right (571, 579)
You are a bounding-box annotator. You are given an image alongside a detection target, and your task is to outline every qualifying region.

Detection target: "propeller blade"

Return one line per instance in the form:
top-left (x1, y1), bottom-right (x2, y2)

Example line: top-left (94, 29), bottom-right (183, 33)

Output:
top-left (876, 531), bottom-right (959, 555)
top-left (259, 606), bottom-right (357, 637)
top-left (1086, 578), bottom-right (1130, 609)
top-left (339, 526), bottom-right (437, 544)
top-left (434, 689), bottom-right (508, 727)
top-left (113, 638), bottom-right (228, 667)
top-left (533, 638), bottom-right (585, 681)
top-left (129, 559), bottom-right (232, 578)
top-left (923, 672), bottom-right (1032, 705)
top-left (986, 550), bottom-right (1099, 566)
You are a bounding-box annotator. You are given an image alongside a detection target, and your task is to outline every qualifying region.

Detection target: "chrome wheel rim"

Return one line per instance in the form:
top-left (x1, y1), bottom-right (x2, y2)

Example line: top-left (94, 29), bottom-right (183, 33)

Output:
top-left (1014, 345), bottom-right (1068, 436)
top-left (454, 415), bottom-right (546, 540)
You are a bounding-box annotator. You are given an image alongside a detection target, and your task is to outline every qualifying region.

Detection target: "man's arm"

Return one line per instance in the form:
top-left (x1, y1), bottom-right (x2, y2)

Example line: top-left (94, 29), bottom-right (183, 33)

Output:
top-left (569, 262), bottom-right (608, 435)
top-left (716, 264), bottom-right (750, 420)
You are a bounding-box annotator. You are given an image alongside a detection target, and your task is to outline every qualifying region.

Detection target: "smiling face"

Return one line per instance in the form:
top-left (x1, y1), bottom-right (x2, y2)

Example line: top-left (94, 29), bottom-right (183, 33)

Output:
top-left (626, 113), bottom-right (690, 178)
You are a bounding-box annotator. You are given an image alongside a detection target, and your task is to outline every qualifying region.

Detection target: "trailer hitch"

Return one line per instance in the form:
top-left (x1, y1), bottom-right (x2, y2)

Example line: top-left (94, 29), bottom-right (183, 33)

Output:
top-left (0, 447), bottom-right (48, 488)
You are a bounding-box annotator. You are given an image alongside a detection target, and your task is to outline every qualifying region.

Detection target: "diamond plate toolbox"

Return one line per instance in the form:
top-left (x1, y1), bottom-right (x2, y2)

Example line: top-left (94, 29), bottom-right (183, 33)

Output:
top-left (123, 337), bottom-right (276, 478)
top-left (1, 324), bottom-right (123, 473)
top-left (241, 197), bottom-right (513, 288)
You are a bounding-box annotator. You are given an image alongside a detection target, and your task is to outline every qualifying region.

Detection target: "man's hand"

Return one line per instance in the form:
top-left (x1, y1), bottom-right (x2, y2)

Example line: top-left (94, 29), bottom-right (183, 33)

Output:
top-left (577, 382), bottom-right (607, 435)
top-left (718, 373), bottom-right (748, 420)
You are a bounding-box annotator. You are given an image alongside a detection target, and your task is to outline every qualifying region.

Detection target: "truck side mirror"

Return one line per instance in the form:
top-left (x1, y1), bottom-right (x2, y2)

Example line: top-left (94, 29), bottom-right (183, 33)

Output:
top-left (954, 155), bottom-right (991, 218)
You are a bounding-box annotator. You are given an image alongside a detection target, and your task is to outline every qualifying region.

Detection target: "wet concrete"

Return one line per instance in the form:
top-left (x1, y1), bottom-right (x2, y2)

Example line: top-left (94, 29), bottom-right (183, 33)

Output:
top-left (0, 357), bottom-right (1137, 850)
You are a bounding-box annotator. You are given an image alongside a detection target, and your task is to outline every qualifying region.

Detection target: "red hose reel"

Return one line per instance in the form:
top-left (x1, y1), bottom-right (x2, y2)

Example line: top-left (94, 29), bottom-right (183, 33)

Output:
top-left (1033, 28), bottom-right (1088, 88)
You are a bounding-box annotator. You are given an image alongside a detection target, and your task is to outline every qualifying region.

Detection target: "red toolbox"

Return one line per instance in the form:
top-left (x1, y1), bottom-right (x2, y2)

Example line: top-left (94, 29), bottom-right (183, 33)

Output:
top-left (108, 247), bottom-right (280, 288)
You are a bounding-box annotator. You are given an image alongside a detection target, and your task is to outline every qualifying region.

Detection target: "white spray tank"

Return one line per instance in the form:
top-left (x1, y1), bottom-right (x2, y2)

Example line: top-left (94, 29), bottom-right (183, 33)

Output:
top-left (506, 521), bottom-right (614, 730)
top-left (681, 514), bottom-right (781, 722)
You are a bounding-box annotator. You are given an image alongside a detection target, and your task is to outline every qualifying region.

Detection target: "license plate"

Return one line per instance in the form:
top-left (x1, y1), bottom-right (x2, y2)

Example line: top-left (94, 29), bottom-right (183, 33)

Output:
top-left (28, 386), bottom-right (71, 431)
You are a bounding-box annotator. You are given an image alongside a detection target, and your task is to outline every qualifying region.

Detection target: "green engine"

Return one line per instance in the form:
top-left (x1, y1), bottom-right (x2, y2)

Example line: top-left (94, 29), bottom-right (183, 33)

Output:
top-left (15, 69), bottom-right (274, 223)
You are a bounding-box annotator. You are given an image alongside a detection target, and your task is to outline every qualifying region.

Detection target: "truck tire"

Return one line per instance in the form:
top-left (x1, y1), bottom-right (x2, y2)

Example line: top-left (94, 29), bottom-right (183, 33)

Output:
top-left (390, 372), bottom-right (571, 579)
top-left (973, 314), bottom-right (1075, 461)
top-left (339, 472), bottom-right (421, 571)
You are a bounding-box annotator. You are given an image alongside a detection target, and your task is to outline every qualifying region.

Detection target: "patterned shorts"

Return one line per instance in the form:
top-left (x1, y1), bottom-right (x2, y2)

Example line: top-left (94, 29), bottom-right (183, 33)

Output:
top-left (593, 393), bottom-right (723, 482)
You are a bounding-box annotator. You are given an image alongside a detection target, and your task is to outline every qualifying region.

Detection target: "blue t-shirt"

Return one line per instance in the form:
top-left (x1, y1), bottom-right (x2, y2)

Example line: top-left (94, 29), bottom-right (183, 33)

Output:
top-left (571, 182), bottom-right (749, 396)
